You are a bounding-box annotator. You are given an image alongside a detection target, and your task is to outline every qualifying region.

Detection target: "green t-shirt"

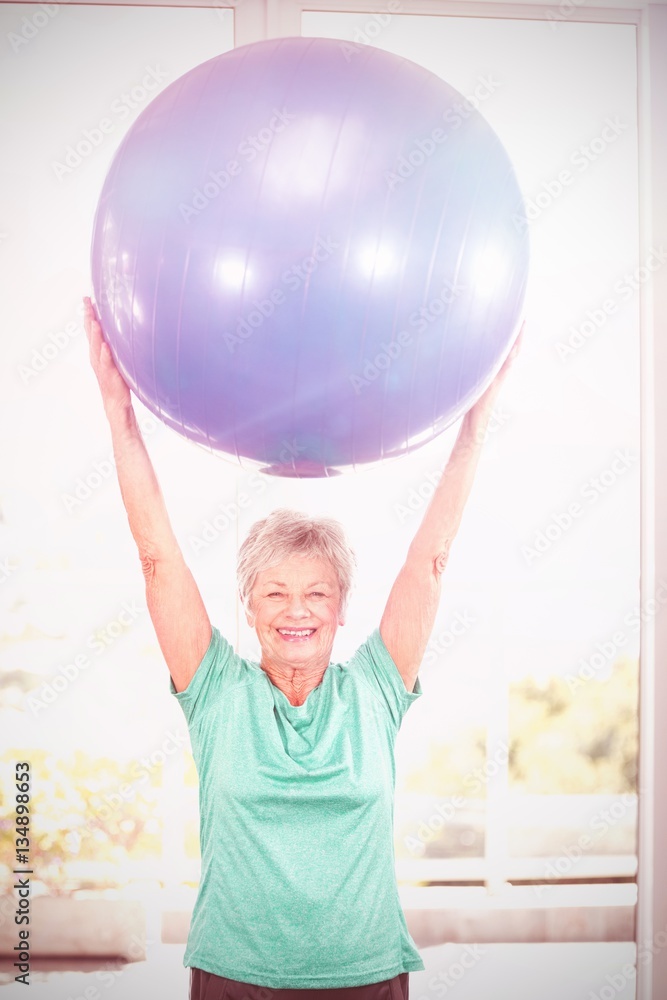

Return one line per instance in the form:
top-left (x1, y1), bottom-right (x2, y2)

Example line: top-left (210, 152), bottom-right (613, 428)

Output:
top-left (170, 625), bottom-right (425, 988)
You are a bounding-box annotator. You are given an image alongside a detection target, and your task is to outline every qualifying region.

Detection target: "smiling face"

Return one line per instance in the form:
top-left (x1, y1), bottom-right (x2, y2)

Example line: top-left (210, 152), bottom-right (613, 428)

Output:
top-left (246, 552), bottom-right (344, 672)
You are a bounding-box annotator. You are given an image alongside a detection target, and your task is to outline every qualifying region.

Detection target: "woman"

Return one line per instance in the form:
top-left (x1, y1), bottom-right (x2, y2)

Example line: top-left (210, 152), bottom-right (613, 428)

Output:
top-left (83, 295), bottom-right (523, 1000)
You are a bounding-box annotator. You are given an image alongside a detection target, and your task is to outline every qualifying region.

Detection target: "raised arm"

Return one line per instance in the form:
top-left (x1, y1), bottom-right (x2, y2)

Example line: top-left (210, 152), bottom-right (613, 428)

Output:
top-left (380, 323), bottom-right (525, 693)
top-left (83, 296), bottom-right (211, 693)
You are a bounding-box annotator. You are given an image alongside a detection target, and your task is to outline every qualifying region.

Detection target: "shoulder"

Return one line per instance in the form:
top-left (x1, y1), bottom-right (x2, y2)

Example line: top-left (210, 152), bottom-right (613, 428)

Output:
top-left (336, 627), bottom-right (423, 728)
top-left (169, 626), bottom-right (262, 721)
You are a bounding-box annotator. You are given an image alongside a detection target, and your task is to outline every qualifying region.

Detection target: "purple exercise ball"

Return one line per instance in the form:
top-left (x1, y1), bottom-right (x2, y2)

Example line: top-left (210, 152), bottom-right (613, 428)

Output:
top-left (90, 36), bottom-right (529, 477)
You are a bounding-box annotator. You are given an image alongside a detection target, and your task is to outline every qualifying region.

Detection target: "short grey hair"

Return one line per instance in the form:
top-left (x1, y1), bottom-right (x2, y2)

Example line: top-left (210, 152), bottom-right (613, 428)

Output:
top-left (237, 508), bottom-right (357, 617)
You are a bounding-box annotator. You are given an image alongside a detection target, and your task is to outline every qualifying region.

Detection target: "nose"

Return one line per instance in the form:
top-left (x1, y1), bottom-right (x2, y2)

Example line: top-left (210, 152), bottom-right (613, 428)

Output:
top-left (285, 594), bottom-right (309, 618)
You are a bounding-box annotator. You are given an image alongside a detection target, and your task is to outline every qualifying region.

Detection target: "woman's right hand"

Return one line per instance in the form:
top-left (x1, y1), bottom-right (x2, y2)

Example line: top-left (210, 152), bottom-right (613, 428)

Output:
top-left (83, 296), bottom-right (131, 421)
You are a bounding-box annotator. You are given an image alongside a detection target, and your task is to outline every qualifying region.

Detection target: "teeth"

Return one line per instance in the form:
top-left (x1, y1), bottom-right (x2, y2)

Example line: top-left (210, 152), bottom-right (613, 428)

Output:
top-left (278, 629), bottom-right (315, 636)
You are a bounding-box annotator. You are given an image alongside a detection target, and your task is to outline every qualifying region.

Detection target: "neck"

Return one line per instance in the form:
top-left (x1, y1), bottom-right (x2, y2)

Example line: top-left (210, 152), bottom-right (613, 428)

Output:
top-left (261, 659), bottom-right (328, 706)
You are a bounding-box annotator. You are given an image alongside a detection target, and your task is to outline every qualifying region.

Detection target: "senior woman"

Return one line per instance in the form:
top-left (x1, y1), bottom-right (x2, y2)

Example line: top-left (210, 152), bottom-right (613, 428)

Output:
top-left (83, 296), bottom-right (522, 1000)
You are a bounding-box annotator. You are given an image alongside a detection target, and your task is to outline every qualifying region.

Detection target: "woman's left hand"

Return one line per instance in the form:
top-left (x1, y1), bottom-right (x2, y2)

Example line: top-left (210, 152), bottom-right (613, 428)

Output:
top-left (467, 318), bottom-right (525, 419)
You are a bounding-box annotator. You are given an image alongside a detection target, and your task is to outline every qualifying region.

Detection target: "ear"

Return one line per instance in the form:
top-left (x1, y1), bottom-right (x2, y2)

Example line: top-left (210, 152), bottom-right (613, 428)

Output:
top-left (241, 591), bottom-right (255, 628)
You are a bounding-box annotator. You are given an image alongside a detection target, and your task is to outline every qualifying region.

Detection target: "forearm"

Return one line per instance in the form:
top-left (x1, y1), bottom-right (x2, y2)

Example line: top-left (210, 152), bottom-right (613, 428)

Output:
top-left (83, 296), bottom-right (210, 683)
top-left (108, 404), bottom-right (180, 564)
top-left (407, 397), bottom-right (496, 567)
top-left (381, 327), bottom-right (523, 686)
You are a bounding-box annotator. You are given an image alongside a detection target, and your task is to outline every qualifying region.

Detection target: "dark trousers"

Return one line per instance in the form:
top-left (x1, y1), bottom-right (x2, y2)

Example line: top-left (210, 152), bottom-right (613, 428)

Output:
top-left (189, 969), bottom-right (409, 1000)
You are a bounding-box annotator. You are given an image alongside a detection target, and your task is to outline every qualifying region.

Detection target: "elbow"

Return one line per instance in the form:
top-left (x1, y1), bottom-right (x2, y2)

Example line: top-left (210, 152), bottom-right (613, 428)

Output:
top-left (139, 545), bottom-right (186, 590)
top-left (433, 549), bottom-right (450, 578)
top-left (138, 541), bottom-right (172, 582)
top-left (136, 534), bottom-right (183, 582)
top-left (409, 539), bottom-right (452, 580)
top-left (140, 551), bottom-right (157, 584)
top-left (433, 539), bottom-right (452, 576)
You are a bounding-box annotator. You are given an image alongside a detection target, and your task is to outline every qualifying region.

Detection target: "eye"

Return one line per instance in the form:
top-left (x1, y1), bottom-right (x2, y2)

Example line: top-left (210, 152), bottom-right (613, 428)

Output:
top-left (310, 592), bottom-right (326, 598)
top-left (267, 591), bottom-right (283, 598)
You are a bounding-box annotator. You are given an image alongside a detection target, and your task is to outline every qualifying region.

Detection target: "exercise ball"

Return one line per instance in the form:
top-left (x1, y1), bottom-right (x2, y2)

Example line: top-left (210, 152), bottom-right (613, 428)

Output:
top-left (91, 36), bottom-right (529, 477)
